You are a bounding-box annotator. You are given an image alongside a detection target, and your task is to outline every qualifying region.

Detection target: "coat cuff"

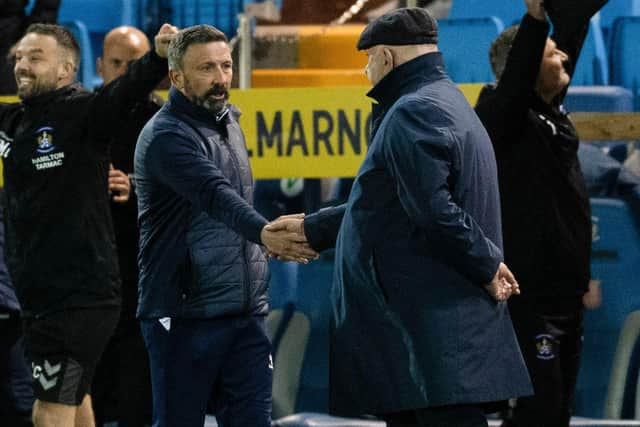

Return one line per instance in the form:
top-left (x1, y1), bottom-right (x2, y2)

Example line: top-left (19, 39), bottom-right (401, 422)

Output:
top-left (304, 205), bottom-right (345, 251)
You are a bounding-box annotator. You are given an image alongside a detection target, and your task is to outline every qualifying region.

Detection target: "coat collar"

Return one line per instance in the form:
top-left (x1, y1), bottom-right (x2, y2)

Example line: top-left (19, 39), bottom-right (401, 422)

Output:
top-left (167, 86), bottom-right (231, 125)
top-left (367, 51), bottom-right (447, 109)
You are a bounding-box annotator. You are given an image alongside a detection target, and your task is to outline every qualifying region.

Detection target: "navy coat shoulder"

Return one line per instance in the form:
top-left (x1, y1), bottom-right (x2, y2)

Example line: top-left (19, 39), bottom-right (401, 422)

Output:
top-left (305, 52), bottom-right (532, 416)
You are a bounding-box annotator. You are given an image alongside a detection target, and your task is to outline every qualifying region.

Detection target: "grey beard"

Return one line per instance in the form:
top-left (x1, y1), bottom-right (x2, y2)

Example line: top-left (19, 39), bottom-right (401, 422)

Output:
top-left (192, 94), bottom-right (228, 115)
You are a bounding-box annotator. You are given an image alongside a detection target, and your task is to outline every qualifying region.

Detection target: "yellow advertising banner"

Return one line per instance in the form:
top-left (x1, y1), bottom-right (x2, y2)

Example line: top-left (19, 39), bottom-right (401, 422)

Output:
top-left (0, 84), bottom-right (485, 182)
top-left (231, 84), bottom-right (484, 178)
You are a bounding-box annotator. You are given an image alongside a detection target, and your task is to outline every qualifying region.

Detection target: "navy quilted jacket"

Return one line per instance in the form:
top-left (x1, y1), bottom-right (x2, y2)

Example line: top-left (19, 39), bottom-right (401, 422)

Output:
top-left (134, 87), bottom-right (269, 319)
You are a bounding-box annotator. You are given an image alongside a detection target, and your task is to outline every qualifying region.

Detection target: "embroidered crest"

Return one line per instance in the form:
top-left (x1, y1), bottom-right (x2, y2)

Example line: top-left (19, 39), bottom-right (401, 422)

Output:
top-left (535, 334), bottom-right (557, 360)
top-left (36, 127), bottom-right (55, 154)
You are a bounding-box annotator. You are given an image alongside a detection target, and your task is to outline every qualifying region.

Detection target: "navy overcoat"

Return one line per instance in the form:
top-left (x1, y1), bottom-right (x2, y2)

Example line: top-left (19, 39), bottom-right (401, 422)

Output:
top-left (306, 52), bottom-right (532, 416)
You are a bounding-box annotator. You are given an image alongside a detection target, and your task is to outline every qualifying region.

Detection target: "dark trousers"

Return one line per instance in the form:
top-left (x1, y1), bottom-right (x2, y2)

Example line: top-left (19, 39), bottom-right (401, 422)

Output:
top-left (384, 405), bottom-right (488, 427)
top-left (141, 315), bottom-right (272, 427)
top-left (504, 300), bottom-right (584, 427)
top-left (92, 318), bottom-right (152, 427)
top-left (0, 312), bottom-right (34, 427)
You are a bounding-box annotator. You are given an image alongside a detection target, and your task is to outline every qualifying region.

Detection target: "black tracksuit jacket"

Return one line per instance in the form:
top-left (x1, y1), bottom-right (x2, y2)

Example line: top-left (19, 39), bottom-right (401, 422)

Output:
top-left (109, 92), bottom-right (163, 324)
top-left (0, 50), bottom-right (167, 317)
top-left (475, 14), bottom-right (592, 302)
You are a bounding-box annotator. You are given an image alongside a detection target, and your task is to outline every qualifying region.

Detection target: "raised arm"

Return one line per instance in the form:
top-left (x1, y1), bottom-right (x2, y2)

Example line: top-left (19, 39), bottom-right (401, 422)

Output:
top-left (90, 24), bottom-right (177, 143)
top-left (475, 1), bottom-right (549, 146)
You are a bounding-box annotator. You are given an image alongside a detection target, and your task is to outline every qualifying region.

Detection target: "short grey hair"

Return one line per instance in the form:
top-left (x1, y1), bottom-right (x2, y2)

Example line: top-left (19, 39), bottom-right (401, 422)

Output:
top-left (489, 25), bottom-right (519, 81)
top-left (168, 25), bottom-right (228, 70)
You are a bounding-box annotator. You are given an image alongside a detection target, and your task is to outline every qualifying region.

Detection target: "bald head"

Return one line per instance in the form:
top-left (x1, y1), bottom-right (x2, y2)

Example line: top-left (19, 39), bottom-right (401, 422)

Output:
top-left (98, 26), bottom-right (151, 85)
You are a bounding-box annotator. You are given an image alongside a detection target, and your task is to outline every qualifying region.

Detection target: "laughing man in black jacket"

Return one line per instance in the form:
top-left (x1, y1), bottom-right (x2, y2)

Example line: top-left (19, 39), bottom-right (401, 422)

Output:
top-left (0, 22), bottom-right (176, 427)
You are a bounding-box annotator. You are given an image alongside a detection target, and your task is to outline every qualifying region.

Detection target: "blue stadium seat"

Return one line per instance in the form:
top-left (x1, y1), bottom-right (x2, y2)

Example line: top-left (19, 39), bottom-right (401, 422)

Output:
top-left (269, 259), bottom-right (299, 310)
top-left (564, 86), bottom-right (633, 112)
top-left (58, 0), bottom-right (137, 88)
top-left (609, 17), bottom-right (640, 110)
top-left (448, 0), bottom-right (524, 26)
top-left (574, 198), bottom-right (640, 418)
top-left (272, 310), bottom-right (311, 419)
top-left (600, 0), bottom-right (640, 31)
top-left (438, 17), bottom-right (505, 83)
top-left (58, 0), bottom-right (135, 57)
top-left (565, 85), bottom-right (633, 161)
top-left (58, 0), bottom-right (135, 32)
top-left (171, 0), bottom-right (279, 38)
top-left (60, 20), bottom-right (99, 89)
top-left (604, 310), bottom-right (640, 419)
top-left (573, 15), bottom-right (609, 85)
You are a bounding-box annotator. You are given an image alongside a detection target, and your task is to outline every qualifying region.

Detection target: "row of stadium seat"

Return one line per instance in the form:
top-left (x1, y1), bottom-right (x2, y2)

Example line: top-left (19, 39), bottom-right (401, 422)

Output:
top-left (47, 0), bottom-right (275, 88)
top-left (435, 14), bottom-right (640, 103)
top-left (448, 0), bottom-right (640, 30)
top-left (48, 0), bottom-right (640, 111)
top-left (50, 0), bottom-right (640, 43)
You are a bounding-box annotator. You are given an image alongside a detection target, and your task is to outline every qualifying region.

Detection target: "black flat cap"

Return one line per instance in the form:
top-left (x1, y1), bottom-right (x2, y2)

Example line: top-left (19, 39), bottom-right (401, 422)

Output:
top-left (357, 7), bottom-right (438, 50)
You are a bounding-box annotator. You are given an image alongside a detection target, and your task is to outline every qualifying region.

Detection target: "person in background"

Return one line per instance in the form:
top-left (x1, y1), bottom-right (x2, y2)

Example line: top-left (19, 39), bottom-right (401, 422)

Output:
top-left (0, 0), bottom-right (61, 94)
top-left (91, 25), bottom-right (163, 427)
top-left (475, 0), bottom-right (608, 425)
top-left (578, 142), bottom-right (640, 310)
top-left (0, 190), bottom-right (34, 427)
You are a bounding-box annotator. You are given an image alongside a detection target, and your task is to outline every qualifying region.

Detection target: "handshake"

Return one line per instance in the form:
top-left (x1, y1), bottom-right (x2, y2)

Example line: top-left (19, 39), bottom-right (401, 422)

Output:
top-left (260, 214), bottom-right (319, 264)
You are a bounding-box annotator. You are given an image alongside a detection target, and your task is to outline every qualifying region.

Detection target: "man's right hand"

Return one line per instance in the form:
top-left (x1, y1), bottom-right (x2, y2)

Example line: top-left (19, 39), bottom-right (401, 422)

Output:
top-left (544, 0), bottom-right (608, 29)
top-left (525, 0), bottom-right (547, 21)
top-left (485, 262), bottom-right (521, 302)
top-left (108, 164), bottom-right (131, 204)
top-left (154, 23), bottom-right (179, 58)
top-left (261, 215), bottom-right (319, 264)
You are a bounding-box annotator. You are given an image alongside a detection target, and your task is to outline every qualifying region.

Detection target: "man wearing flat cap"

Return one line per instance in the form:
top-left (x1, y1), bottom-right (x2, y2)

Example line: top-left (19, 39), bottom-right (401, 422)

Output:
top-left (267, 6), bottom-right (532, 426)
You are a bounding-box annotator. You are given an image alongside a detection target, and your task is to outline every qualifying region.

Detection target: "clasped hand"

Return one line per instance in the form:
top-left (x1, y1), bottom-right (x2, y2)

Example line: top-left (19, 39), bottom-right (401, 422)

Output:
top-left (485, 262), bottom-right (521, 302)
top-left (260, 214), bottom-right (319, 264)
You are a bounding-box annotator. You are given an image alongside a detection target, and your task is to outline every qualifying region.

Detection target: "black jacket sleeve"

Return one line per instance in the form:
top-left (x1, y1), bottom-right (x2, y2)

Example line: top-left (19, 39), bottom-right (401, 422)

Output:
top-left (89, 50), bottom-right (168, 148)
top-left (474, 14), bottom-right (549, 148)
top-left (27, 0), bottom-right (60, 25)
top-left (304, 204), bottom-right (346, 251)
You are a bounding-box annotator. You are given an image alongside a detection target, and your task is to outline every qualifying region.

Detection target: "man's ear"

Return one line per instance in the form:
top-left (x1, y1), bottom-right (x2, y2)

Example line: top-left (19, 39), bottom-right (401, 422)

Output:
top-left (169, 68), bottom-right (183, 89)
top-left (382, 47), bottom-right (395, 70)
top-left (96, 57), bottom-right (103, 78)
top-left (58, 60), bottom-right (75, 82)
